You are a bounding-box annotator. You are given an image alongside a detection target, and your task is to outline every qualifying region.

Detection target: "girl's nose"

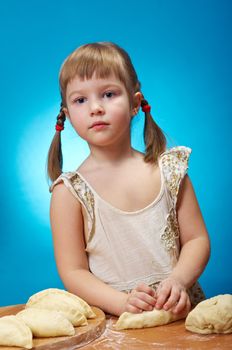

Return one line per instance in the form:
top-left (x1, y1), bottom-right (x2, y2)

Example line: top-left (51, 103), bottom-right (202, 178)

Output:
top-left (90, 101), bottom-right (105, 116)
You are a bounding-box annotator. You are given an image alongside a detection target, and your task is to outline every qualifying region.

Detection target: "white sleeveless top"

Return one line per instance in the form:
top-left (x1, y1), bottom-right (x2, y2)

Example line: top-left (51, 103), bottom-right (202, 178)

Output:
top-left (50, 146), bottom-right (205, 306)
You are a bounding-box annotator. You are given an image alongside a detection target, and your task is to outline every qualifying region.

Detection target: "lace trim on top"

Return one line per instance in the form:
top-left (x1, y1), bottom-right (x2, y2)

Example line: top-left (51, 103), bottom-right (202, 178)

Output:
top-left (50, 172), bottom-right (95, 243)
top-left (159, 146), bottom-right (192, 260)
top-left (161, 207), bottom-right (180, 251)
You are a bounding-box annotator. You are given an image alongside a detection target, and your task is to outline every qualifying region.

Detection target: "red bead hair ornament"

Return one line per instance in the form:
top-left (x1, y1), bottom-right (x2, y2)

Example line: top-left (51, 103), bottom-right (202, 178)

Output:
top-left (55, 124), bottom-right (64, 132)
top-left (142, 104), bottom-right (151, 113)
top-left (141, 99), bottom-right (151, 113)
top-left (55, 103), bottom-right (66, 132)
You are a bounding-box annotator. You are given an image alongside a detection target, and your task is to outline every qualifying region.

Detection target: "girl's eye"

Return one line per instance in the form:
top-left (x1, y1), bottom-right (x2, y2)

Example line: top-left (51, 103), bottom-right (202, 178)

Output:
top-left (104, 91), bottom-right (115, 98)
top-left (74, 97), bottom-right (86, 104)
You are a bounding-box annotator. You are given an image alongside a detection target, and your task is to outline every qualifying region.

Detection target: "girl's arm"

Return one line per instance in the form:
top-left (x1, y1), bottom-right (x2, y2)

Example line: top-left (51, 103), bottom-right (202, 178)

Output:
top-left (155, 175), bottom-right (210, 313)
top-left (50, 183), bottom-right (155, 316)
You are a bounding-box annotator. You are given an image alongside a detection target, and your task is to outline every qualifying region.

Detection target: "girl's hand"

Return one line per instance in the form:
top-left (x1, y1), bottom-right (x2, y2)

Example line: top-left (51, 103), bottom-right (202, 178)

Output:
top-left (155, 277), bottom-right (191, 315)
top-left (123, 283), bottom-right (156, 314)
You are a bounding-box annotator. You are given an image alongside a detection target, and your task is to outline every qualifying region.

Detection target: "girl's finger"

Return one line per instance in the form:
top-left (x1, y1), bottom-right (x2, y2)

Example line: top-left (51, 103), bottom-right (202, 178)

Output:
top-left (126, 304), bottom-right (143, 314)
top-left (163, 287), bottom-right (180, 310)
top-left (137, 292), bottom-right (156, 306)
top-left (172, 293), bottom-right (191, 315)
top-left (170, 291), bottom-right (187, 314)
top-left (136, 283), bottom-right (156, 297)
top-left (155, 283), bottom-right (172, 309)
top-left (132, 287), bottom-right (156, 306)
top-left (129, 296), bottom-right (154, 311)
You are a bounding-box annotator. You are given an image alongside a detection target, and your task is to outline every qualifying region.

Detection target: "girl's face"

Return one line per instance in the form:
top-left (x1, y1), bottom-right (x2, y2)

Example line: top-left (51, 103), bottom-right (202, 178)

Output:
top-left (64, 73), bottom-right (141, 148)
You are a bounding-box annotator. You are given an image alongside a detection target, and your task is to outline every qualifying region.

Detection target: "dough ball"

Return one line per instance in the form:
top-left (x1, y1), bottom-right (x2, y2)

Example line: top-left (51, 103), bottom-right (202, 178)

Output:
top-left (185, 294), bottom-right (232, 334)
top-left (115, 308), bottom-right (183, 330)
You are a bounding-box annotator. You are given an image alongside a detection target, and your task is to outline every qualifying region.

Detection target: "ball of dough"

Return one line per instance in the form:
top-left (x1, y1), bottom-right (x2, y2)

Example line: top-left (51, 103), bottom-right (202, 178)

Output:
top-left (115, 308), bottom-right (183, 330)
top-left (185, 294), bottom-right (232, 334)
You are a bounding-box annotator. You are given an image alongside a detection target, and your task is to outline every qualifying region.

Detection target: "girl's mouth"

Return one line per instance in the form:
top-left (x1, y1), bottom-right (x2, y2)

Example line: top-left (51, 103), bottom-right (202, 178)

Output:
top-left (90, 121), bottom-right (109, 130)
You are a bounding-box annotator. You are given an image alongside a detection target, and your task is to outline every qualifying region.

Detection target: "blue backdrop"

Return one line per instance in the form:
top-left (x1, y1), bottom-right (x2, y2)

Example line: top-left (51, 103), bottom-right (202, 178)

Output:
top-left (1, 0), bottom-right (231, 306)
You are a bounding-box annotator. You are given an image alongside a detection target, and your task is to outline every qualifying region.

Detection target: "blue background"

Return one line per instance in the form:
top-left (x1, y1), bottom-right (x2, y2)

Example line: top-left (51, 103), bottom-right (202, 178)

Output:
top-left (1, 0), bottom-right (231, 306)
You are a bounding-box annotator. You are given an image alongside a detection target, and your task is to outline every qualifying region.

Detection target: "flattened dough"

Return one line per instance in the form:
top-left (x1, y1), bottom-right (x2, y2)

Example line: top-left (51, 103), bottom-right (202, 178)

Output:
top-left (185, 294), bottom-right (232, 334)
top-left (0, 315), bottom-right (33, 349)
top-left (27, 288), bottom-right (95, 319)
top-left (26, 289), bottom-right (88, 326)
top-left (115, 308), bottom-right (183, 330)
top-left (17, 308), bottom-right (75, 337)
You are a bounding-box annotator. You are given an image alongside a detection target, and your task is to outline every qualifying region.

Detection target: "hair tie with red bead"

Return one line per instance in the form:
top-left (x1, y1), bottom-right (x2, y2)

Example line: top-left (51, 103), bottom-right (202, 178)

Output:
top-left (141, 99), bottom-right (151, 113)
top-left (55, 124), bottom-right (64, 132)
top-left (55, 103), bottom-right (66, 132)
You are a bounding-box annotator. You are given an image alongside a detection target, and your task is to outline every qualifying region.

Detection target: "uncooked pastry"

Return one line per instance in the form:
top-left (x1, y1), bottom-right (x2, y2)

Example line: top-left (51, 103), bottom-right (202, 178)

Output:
top-left (26, 288), bottom-right (95, 319)
top-left (0, 315), bottom-right (33, 349)
top-left (115, 308), bottom-right (183, 330)
top-left (17, 307), bottom-right (75, 337)
top-left (185, 294), bottom-right (232, 334)
top-left (26, 289), bottom-right (88, 326)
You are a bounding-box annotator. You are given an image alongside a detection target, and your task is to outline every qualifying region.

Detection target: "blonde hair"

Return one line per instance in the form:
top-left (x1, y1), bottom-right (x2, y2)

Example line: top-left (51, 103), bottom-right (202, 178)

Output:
top-left (47, 42), bottom-right (166, 181)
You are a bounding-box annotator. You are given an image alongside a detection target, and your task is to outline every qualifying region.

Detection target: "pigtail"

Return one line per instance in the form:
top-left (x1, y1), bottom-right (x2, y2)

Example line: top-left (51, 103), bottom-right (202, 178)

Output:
top-left (141, 98), bottom-right (166, 164)
top-left (47, 104), bottom-right (66, 182)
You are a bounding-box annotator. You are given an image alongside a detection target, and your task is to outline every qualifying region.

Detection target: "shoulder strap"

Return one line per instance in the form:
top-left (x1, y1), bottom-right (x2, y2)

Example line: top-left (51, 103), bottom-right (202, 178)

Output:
top-left (159, 146), bottom-right (191, 208)
top-left (49, 172), bottom-right (95, 243)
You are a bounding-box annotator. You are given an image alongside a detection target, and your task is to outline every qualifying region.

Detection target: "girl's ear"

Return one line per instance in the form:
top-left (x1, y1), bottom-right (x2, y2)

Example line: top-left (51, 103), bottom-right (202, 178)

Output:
top-left (62, 107), bottom-right (70, 120)
top-left (131, 92), bottom-right (142, 116)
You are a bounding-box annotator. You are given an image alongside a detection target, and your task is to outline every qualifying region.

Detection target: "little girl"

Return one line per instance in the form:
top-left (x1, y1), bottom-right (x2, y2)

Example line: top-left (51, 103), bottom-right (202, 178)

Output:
top-left (47, 42), bottom-right (210, 317)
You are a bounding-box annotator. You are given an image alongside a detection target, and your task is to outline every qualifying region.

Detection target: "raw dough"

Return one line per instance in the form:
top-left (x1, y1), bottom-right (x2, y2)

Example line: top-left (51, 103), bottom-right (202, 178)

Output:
top-left (26, 288), bottom-right (95, 319)
top-left (0, 315), bottom-right (33, 349)
top-left (115, 308), bottom-right (183, 330)
top-left (17, 308), bottom-right (75, 337)
top-left (26, 289), bottom-right (88, 326)
top-left (185, 294), bottom-right (232, 334)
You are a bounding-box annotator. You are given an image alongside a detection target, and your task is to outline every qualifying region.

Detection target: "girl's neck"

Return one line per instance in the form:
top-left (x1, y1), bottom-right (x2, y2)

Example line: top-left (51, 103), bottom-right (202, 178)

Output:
top-left (88, 142), bottom-right (136, 168)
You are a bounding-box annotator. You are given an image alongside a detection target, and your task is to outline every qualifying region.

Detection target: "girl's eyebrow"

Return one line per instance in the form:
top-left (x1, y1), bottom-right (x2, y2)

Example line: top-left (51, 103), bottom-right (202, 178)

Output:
top-left (68, 83), bottom-right (122, 99)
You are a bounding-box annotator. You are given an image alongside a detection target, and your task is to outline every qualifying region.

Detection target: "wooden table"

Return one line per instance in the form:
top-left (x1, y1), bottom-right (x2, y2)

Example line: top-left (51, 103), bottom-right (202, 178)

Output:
top-left (0, 305), bottom-right (231, 349)
top-left (81, 315), bottom-right (232, 350)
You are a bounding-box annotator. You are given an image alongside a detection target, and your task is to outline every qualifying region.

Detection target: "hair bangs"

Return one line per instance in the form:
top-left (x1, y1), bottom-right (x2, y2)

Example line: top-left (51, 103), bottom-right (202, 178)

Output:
top-left (75, 55), bottom-right (125, 83)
